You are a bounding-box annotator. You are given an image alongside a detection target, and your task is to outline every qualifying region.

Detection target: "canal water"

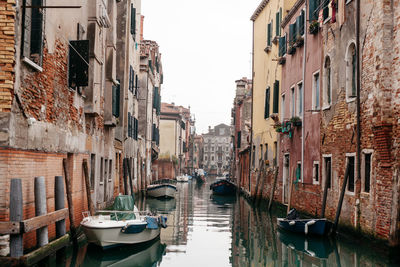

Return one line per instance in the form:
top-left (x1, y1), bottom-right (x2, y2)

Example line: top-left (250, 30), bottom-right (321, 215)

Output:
top-left (66, 178), bottom-right (398, 267)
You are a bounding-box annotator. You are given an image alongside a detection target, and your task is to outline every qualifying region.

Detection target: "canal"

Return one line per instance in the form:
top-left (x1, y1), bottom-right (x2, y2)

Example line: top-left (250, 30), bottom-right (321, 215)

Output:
top-left (65, 179), bottom-right (398, 267)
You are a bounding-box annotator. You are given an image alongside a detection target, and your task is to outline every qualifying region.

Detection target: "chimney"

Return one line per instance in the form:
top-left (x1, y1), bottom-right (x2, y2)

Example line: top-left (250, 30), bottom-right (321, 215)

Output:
top-left (140, 15), bottom-right (144, 41)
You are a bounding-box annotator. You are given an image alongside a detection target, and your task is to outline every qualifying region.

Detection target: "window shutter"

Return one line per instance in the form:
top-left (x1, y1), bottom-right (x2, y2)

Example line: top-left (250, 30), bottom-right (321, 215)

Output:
top-left (135, 118), bottom-right (138, 140)
top-left (276, 12), bottom-right (280, 36)
top-left (279, 35), bottom-right (286, 57)
top-left (273, 80), bottom-right (280, 114)
top-left (30, 0), bottom-right (43, 62)
top-left (130, 5), bottom-right (136, 36)
top-left (309, 0), bottom-right (318, 21)
top-left (323, 2), bottom-right (329, 21)
top-left (128, 112), bottom-right (131, 137)
top-left (135, 75), bottom-right (138, 95)
top-left (267, 23), bottom-right (271, 46)
top-left (112, 82), bottom-right (120, 117)
top-left (264, 87), bottom-right (270, 119)
top-left (237, 131), bottom-right (241, 149)
top-left (289, 23), bottom-right (296, 45)
top-left (299, 10), bottom-right (305, 36)
top-left (68, 40), bottom-right (89, 88)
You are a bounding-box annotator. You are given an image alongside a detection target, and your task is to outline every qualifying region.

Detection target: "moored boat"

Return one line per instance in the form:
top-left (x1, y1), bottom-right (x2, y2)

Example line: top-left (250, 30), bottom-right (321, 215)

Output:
top-left (81, 195), bottom-right (167, 249)
top-left (209, 178), bottom-right (236, 195)
top-left (277, 218), bottom-right (331, 236)
top-left (176, 174), bottom-right (189, 182)
top-left (146, 178), bottom-right (177, 198)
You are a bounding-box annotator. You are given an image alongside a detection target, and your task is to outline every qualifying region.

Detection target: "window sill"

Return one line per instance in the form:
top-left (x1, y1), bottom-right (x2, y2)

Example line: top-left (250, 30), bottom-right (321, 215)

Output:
top-left (313, 180), bottom-right (320, 185)
top-left (346, 97), bottom-right (356, 103)
top-left (22, 57), bottom-right (43, 72)
top-left (345, 190), bottom-right (355, 196)
top-left (99, 182), bottom-right (104, 185)
top-left (322, 105), bottom-right (331, 111)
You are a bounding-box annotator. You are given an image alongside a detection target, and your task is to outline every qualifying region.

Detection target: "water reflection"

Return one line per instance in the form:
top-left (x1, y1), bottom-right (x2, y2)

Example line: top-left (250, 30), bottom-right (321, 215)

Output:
top-left (69, 178), bottom-right (398, 267)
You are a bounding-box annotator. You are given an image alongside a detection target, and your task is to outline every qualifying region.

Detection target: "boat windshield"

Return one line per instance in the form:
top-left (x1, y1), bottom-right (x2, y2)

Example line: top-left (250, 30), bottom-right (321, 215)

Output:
top-left (110, 195), bottom-right (136, 221)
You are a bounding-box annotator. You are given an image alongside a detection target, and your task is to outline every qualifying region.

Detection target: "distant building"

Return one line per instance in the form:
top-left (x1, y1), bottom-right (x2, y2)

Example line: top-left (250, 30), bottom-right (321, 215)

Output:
top-left (202, 124), bottom-right (232, 176)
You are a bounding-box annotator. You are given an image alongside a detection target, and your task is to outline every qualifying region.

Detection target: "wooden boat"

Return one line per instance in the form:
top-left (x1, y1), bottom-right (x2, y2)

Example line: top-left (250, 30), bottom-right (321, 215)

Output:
top-left (277, 218), bottom-right (331, 236)
top-left (209, 178), bottom-right (236, 195)
top-left (81, 195), bottom-right (167, 249)
top-left (146, 179), bottom-right (177, 198)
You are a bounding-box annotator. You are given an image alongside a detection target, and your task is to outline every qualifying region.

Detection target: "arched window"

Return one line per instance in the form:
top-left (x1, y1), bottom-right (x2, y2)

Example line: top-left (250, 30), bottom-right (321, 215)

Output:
top-left (346, 43), bottom-right (357, 100)
top-left (323, 56), bottom-right (332, 107)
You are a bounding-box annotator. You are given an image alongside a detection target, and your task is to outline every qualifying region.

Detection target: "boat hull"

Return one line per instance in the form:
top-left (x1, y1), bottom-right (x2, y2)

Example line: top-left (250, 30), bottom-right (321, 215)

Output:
top-left (81, 217), bottom-right (160, 248)
top-left (210, 180), bottom-right (236, 195)
top-left (277, 218), bottom-right (330, 236)
top-left (146, 184), bottom-right (176, 198)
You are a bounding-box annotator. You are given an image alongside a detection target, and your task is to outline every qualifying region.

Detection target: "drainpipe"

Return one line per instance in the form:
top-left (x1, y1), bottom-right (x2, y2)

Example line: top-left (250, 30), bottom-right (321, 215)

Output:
top-left (249, 21), bottom-right (255, 194)
top-left (301, 1), bottom-right (308, 183)
top-left (355, 0), bottom-right (361, 228)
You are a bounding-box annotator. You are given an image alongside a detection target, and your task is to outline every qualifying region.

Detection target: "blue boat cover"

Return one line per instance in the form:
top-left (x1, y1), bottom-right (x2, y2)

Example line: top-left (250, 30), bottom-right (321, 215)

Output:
top-left (158, 216), bottom-right (168, 228)
top-left (146, 216), bottom-right (159, 229)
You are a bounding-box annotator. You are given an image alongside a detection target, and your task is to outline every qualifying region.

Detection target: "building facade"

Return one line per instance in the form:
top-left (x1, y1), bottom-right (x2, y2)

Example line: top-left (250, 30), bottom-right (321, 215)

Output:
top-left (202, 124), bottom-right (231, 176)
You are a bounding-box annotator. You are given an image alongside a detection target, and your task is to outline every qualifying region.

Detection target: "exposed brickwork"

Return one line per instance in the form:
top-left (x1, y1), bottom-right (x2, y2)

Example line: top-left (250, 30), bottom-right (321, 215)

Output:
top-left (0, 0), bottom-right (15, 112)
top-left (0, 147), bottom-right (89, 249)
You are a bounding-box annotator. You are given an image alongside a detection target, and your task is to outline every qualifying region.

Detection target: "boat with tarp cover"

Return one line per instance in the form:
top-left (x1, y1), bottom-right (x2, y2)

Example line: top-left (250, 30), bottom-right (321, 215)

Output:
top-left (146, 178), bottom-right (177, 198)
top-left (210, 178), bottom-right (237, 195)
top-left (81, 195), bottom-right (167, 249)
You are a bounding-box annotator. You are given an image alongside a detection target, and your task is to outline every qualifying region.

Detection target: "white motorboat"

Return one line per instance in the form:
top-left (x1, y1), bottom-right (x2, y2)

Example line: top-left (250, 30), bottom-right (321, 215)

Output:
top-left (146, 179), bottom-right (177, 198)
top-left (176, 174), bottom-right (189, 182)
top-left (81, 195), bottom-right (167, 249)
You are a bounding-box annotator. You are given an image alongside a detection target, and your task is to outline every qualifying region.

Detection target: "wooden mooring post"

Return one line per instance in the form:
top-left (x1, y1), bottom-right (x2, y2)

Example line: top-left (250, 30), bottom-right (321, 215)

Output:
top-left (82, 160), bottom-right (95, 215)
top-left (62, 158), bottom-right (77, 243)
top-left (1, 177), bottom-right (70, 266)
top-left (10, 178), bottom-right (23, 257)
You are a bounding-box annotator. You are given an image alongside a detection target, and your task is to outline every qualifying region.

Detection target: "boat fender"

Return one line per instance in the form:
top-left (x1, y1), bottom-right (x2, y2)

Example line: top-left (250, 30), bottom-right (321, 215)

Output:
top-left (304, 220), bottom-right (316, 235)
top-left (289, 221), bottom-right (295, 226)
top-left (158, 216), bottom-right (168, 228)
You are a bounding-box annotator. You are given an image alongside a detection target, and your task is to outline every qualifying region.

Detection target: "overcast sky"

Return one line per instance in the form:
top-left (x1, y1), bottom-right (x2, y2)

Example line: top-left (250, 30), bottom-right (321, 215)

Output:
top-left (142, 0), bottom-right (261, 134)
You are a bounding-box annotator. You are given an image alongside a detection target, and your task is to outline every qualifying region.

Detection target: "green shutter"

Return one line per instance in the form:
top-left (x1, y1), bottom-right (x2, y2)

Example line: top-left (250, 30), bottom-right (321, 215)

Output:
top-left (279, 35), bottom-right (286, 56)
top-left (267, 23), bottom-right (271, 46)
top-left (309, 0), bottom-right (318, 21)
top-left (264, 87), bottom-right (270, 119)
top-left (112, 83), bottom-right (120, 117)
top-left (273, 81), bottom-right (280, 114)
top-left (130, 6), bottom-right (136, 36)
top-left (300, 10), bottom-right (305, 36)
top-left (276, 12), bottom-right (280, 36)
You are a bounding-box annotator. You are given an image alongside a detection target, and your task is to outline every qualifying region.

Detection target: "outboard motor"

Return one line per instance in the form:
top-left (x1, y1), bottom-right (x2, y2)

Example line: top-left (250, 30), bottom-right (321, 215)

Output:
top-left (286, 208), bottom-right (299, 220)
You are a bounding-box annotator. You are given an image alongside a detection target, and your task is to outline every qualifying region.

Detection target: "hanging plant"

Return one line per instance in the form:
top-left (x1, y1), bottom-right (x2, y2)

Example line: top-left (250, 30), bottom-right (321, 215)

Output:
top-left (309, 20), bottom-right (319, 35)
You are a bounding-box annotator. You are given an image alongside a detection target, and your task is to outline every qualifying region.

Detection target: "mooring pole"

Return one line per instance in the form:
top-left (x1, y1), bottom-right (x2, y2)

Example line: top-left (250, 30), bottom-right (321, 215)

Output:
top-left (123, 158), bottom-right (128, 195)
top-left (62, 158), bottom-right (77, 243)
top-left (55, 176), bottom-right (66, 238)
top-left (10, 178), bottom-right (23, 257)
top-left (82, 159), bottom-right (95, 215)
top-left (332, 163), bottom-right (350, 234)
top-left (268, 167), bottom-right (279, 212)
top-left (34, 176), bottom-right (48, 247)
top-left (321, 162), bottom-right (331, 218)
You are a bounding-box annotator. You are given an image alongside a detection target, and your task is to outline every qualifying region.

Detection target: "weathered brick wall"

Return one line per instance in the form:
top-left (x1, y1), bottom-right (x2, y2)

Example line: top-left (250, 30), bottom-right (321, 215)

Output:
top-left (0, 148), bottom-right (89, 249)
top-left (0, 0), bottom-right (15, 112)
top-left (156, 159), bottom-right (176, 179)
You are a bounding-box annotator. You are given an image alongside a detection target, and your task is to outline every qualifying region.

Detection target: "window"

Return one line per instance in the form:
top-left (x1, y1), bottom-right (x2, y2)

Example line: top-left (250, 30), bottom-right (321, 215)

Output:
top-left (273, 80), bottom-right (280, 114)
top-left (264, 143), bottom-right (268, 160)
top-left (273, 142), bottom-right (277, 166)
top-left (296, 162), bottom-right (302, 183)
top-left (22, 0), bottom-right (44, 68)
top-left (323, 57), bottom-right (332, 107)
top-left (129, 66), bottom-right (134, 93)
top-left (309, 0), bottom-right (321, 21)
top-left (260, 145), bottom-right (263, 161)
top-left (100, 157), bottom-right (104, 184)
top-left (296, 10), bottom-right (305, 36)
top-left (289, 23), bottom-right (297, 47)
top-left (211, 146), bottom-right (214, 152)
top-left (220, 128), bottom-right (225, 135)
top-left (313, 72), bottom-right (320, 110)
top-left (267, 22), bottom-right (272, 46)
top-left (279, 34), bottom-right (287, 57)
top-left (237, 131), bottom-right (241, 149)
top-left (112, 82), bottom-right (120, 117)
top-left (281, 94), bottom-right (285, 121)
top-left (297, 82), bottom-right (303, 116)
top-left (313, 161), bottom-right (320, 184)
top-left (68, 40), bottom-right (89, 89)
top-left (205, 156), bottom-right (208, 161)
top-left (275, 8), bottom-right (282, 37)
top-left (104, 159), bottom-right (108, 184)
top-left (363, 152), bottom-right (372, 193)
top-left (346, 155), bottom-right (355, 193)
top-left (211, 156), bottom-right (214, 161)
top-left (323, 156), bottom-right (332, 189)
top-left (291, 87), bottom-right (295, 117)
top-left (130, 5), bottom-right (136, 37)
top-left (323, 0), bottom-right (330, 21)
top-left (218, 154), bottom-right (222, 161)
top-left (346, 43), bottom-right (357, 100)
top-left (205, 147), bottom-right (208, 152)
top-left (90, 154), bottom-right (96, 190)
top-left (264, 87), bottom-right (270, 119)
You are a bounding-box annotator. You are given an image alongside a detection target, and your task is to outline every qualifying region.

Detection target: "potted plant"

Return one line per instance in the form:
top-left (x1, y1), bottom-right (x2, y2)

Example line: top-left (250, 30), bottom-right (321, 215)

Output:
top-left (290, 116), bottom-right (302, 127)
top-left (287, 44), bottom-right (296, 55)
top-left (275, 126), bottom-right (282, 133)
top-left (309, 20), bottom-right (319, 35)
top-left (273, 121), bottom-right (282, 132)
top-left (294, 36), bottom-right (304, 47)
top-left (278, 56), bottom-right (286, 65)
